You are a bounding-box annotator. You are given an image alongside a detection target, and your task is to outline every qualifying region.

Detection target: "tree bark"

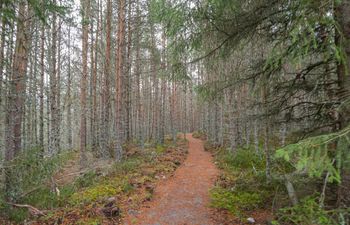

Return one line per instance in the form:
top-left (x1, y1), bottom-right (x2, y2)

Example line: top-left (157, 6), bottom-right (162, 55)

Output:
top-left (335, 0), bottom-right (350, 207)
top-left (114, 0), bottom-right (126, 161)
top-left (100, 0), bottom-right (112, 157)
top-left (5, 2), bottom-right (30, 199)
top-left (80, 0), bottom-right (90, 167)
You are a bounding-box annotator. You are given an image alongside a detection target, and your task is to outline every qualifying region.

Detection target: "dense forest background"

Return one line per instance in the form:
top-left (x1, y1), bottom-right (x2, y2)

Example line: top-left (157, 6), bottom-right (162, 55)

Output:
top-left (0, 0), bottom-right (350, 224)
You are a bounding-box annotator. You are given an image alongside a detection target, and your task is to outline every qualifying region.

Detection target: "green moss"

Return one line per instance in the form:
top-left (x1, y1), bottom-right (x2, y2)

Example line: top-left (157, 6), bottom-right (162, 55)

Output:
top-left (155, 144), bottom-right (166, 154)
top-left (69, 176), bottom-right (133, 205)
top-left (70, 184), bottom-right (120, 205)
top-left (210, 187), bottom-right (265, 216)
top-left (76, 217), bottom-right (103, 225)
top-left (209, 145), bottom-right (280, 219)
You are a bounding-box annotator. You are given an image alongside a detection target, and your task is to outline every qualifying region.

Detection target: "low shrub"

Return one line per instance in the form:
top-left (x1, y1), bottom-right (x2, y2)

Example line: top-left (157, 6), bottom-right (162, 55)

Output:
top-left (192, 130), bottom-right (207, 140)
top-left (274, 196), bottom-right (345, 225)
top-left (1, 148), bottom-right (73, 201)
top-left (217, 147), bottom-right (265, 171)
top-left (75, 171), bottom-right (99, 188)
top-left (113, 157), bottom-right (143, 174)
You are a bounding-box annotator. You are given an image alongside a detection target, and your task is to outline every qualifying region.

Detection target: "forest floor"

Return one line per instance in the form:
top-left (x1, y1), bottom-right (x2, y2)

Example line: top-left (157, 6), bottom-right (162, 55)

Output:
top-left (1, 134), bottom-right (273, 225)
top-left (123, 133), bottom-right (219, 225)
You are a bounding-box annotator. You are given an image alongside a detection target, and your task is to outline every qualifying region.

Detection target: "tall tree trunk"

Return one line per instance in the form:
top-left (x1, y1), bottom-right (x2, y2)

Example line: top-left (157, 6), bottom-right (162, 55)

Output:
top-left (335, 0), bottom-right (350, 207)
top-left (262, 80), bottom-right (271, 181)
top-left (100, 0), bottom-right (112, 157)
top-left (56, 18), bottom-right (61, 151)
top-left (92, 0), bottom-right (100, 150)
top-left (159, 29), bottom-right (167, 144)
top-left (0, 17), bottom-right (5, 105)
top-left (114, 0), bottom-right (125, 161)
top-left (66, 26), bottom-right (72, 149)
top-left (39, 23), bottom-right (45, 151)
top-left (125, 0), bottom-right (132, 141)
top-left (5, 2), bottom-right (29, 199)
top-left (49, 1), bottom-right (59, 155)
top-left (135, 0), bottom-right (143, 148)
top-left (80, 0), bottom-right (90, 166)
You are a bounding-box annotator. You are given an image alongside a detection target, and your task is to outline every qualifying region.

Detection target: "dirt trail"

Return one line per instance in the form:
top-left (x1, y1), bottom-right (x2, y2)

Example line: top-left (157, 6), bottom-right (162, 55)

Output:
top-left (125, 134), bottom-right (219, 225)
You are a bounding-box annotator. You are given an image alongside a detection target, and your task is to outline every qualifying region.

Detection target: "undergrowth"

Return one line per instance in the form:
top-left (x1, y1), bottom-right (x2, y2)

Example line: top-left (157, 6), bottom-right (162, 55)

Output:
top-left (207, 140), bottom-right (349, 224)
top-left (274, 196), bottom-right (348, 225)
top-left (209, 145), bottom-right (278, 218)
top-left (192, 130), bottom-right (207, 140)
top-left (0, 148), bottom-right (74, 223)
top-left (0, 138), bottom-right (187, 224)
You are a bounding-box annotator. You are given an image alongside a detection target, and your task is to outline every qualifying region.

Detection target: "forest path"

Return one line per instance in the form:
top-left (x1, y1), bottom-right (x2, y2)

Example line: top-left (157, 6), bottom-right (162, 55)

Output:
top-left (124, 133), bottom-right (219, 225)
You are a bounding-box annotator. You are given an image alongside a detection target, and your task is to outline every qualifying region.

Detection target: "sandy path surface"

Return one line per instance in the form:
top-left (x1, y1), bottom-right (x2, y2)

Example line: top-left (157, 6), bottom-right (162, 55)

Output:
top-left (124, 134), bottom-right (219, 225)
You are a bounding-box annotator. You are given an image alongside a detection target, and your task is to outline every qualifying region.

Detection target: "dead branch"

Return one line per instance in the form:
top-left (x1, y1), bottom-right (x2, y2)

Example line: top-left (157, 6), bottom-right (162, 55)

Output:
top-left (6, 202), bottom-right (46, 217)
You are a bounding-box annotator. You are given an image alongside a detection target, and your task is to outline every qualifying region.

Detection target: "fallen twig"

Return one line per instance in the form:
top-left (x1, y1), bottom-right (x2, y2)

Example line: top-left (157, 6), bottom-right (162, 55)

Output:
top-left (6, 202), bottom-right (46, 217)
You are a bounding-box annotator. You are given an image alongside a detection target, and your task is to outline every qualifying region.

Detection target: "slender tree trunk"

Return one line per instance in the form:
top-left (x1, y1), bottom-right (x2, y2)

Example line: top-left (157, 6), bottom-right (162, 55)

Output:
top-left (80, 0), bottom-right (90, 166)
top-left (56, 18), bottom-right (61, 151)
top-left (135, 1), bottom-right (144, 148)
top-left (66, 26), bottom-right (72, 149)
top-left (49, 2), bottom-right (59, 155)
top-left (335, 0), bottom-right (350, 207)
top-left (263, 81), bottom-right (271, 181)
top-left (39, 23), bottom-right (45, 151)
top-left (0, 18), bottom-right (5, 105)
top-left (100, 0), bottom-right (112, 157)
top-left (125, 0), bottom-right (132, 141)
top-left (115, 0), bottom-right (125, 161)
top-left (159, 29), bottom-right (167, 144)
top-left (90, 0), bottom-right (98, 150)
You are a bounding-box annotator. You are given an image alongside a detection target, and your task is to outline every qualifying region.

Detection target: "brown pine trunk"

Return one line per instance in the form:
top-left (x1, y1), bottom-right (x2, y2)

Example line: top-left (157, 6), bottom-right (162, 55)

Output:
top-left (125, 0), bottom-right (132, 141)
top-left (114, 0), bottom-right (125, 161)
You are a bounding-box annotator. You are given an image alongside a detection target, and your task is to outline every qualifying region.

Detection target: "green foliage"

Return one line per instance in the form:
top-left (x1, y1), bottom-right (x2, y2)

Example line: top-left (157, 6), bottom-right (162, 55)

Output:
top-left (113, 157), bottom-right (143, 174)
top-left (216, 147), bottom-right (265, 172)
top-left (275, 126), bottom-right (350, 183)
top-left (275, 196), bottom-right (344, 225)
top-left (75, 171), bottom-right (99, 188)
top-left (1, 0), bottom-right (68, 25)
top-left (5, 207), bottom-right (28, 223)
top-left (0, 149), bottom-right (74, 222)
top-left (1, 147), bottom-right (73, 201)
top-left (209, 146), bottom-right (278, 218)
